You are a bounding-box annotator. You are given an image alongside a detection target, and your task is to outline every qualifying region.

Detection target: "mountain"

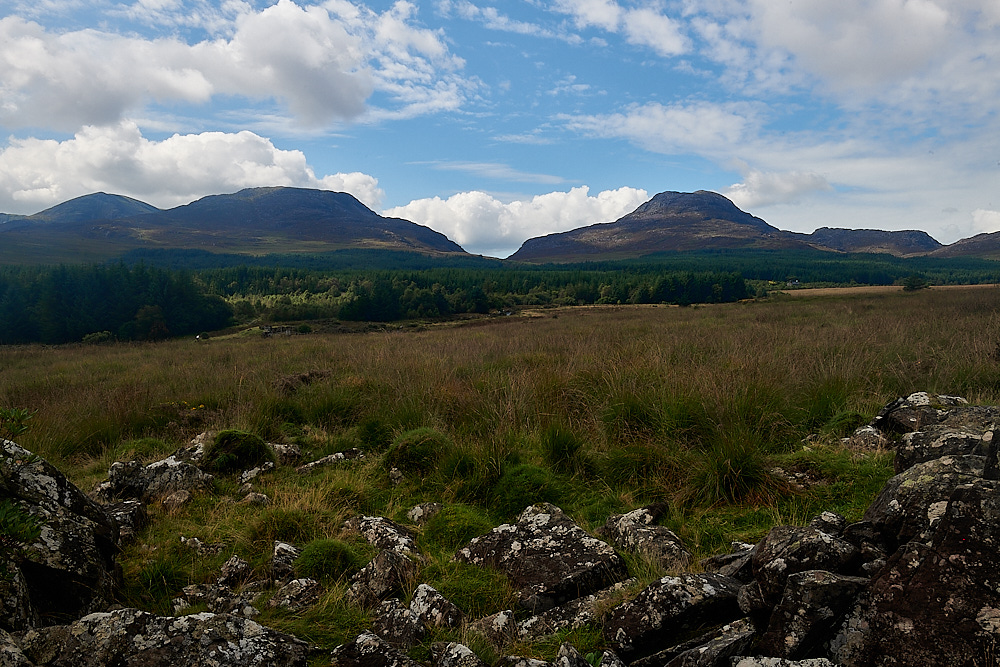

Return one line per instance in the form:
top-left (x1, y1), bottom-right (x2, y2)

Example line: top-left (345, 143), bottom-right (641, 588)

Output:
top-left (0, 187), bottom-right (465, 264)
top-left (928, 232), bottom-right (1000, 260)
top-left (799, 227), bottom-right (942, 256)
top-left (508, 190), bottom-right (810, 262)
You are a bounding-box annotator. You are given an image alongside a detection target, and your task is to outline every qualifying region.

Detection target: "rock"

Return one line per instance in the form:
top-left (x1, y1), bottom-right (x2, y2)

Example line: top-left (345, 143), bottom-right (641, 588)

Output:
top-left (0, 628), bottom-right (33, 667)
top-left (269, 578), bottom-right (323, 611)
top-left (103, 500), bottom-right (147, 546)
top-left (239, 492), bottom-right (270, 507)
top-left (271, 441), bottom-right (302, 466)
top-left (830, 478), bottom-right (1000, 666)
top-left (94, 454), bottom-right (213, 504)
top-left (700, 545), bottom-right (755, 584)
top-left (751, 526), bottom-right (859, 607)
top-left (861, 454), bottom-right (984, 552)
top-left (870, 392), bottom-right (970, 435)
top-left (271, 541), bottom-right (301, 582)
top-left (554, 643), bottom-right (590, 667)
top-left (0, 560), bottom-right (37, 632)
top-left (409, 584), bottom-right (462, 629)
top-left (1, 440), bottom-right (119, 625)
top-left (175, 583), bottom-right (260, 619)
top-left (731, 659), bottom-right (836, 667)
top-left (894, 426), bottom-right (992, 473)
top-left (454, 503), bottom-right (628, 613)
top-left (841, 426), bottom-right (888, 450)
top-left (756, 570), bottom-right (868, 660)
top-left (217, 554), bottom-right (253, 588)
top-left (474, 610), bottom-right (518, 646)
top-left (180, 536), bottom-right (226, 556)
top-left (499, 658), bottom-right (550, 667)
top-left (345, 549), bottom-right (420, 608)
top-left (15, 608), bottom-right (309, 666)
top-left (331, 632), bottom-right (423, 667)
top-left (603, 572), bottom-right (743, 660)
top-left (806, 512), bottom-right (846, 537)
top-left (389, 468), bottom-right (404, 485)
top-left (599, 505), bottom-right (691, 570)
top-left (663, 619), bottom-right (755, 667)
top-left (371, 599), bottom-right (424, 648)
top-left (431, 642), bottom-right (488, 667)
top-left (296, 449), bottom-right (365, 474)
top-left (407, 502), bottom-right (443, 525)
top-left (596, 651), bottom-right (627, 667)
top-left (161, 489), bottom-right (192, 511)
top-left (238, 461), bottom-right (275, 485)
top-left (519, 580), bottom-right (633, 639)
top-left (344, 516), bottom-right (420, 557)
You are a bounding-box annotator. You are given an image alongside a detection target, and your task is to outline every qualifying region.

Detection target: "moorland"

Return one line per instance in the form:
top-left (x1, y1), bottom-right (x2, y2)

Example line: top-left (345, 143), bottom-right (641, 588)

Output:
top-left (4, 285), bottom-right (1000, 658)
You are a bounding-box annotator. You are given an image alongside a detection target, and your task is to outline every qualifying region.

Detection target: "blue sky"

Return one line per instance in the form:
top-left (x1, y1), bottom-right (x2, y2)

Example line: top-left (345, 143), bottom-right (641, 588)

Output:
top-left (2, 0), bottom-right (999, 258)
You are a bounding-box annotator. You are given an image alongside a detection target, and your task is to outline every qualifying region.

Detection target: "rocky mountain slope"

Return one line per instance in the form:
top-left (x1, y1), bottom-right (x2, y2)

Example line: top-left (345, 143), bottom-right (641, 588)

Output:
top-left (0, 188), bottom-right (466, 263)
top-left (798, 227), bottom-right (942, 256)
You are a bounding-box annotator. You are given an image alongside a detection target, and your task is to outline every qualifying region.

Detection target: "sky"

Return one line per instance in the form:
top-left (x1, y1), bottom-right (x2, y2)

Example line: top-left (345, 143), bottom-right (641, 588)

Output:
top-left (1, 0), bottom-right (999, 258)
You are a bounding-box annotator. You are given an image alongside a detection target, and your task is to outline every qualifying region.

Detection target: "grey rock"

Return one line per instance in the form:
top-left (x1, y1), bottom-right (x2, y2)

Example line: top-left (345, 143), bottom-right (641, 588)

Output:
top-left (15, 608), bottom-right (309, 666)
top-left (239, 492), bottom-right (270, 507)
top-left (841, 426), bottom-right (888, 450)
top-left (217, 554), bottom-right (253, 588)
top-left (831, 478), bottom-right (1000, 666)
top-left (103, 499), bottom-right (147, 546)
top-left (94, 454), bottom-right (213, 504)
top-left (664, 619), bottom-right (755, 667)
top-left (870, 392), bottom-right (970, 435)
top-left (701, 545), bottom-right (755, 584)
top-left (180, 536), bottom-right (226, 556)
top-left (474, 610), bottom-right (518, 646)
top-left (344, 516), bottom-right (419, 557)
top-left (553, 643), bottom-right (590, 667)
top-left (331, 632), bottom-right (422, 667)
top-left (895, 426), bottom-right (992, 473)
top-left (1, 440), bottom-right (118, 625)
top-left (597, 651), bottom-right (626, 667)
top-left (409, 584), bottom-right (462, 629)
top-left (271, 541), bottom-right (301, 582)
top-left (603, 572), bottom-right (743, 660)
top-left (0, 561), bottom-right (37, 632)
top-left (161, 489), bottom-right (192, 511)
top-left (499, 658), bottom-right (550, 667)
top-left (431, 642), bottom-right (487, 667)
top-left (238, 462), bottom-right (275, 485)
top-left (371, 599), bottom-right (424, 649)
top-left (271, 441), bottom-right (302, 466)
top-left (296, 449), bottom-right (365, 475)
top-left (454, 503), bottom-right (627, 613)
top-left (861, 454), bottom-right (984, 551)
top-left (0, 628), bottom-right (33, 667)
top-left (407, 503), bottom-right (443, 525)
top-left (599, 505), bottom-right (691, 570)
top-left (268, 578), bottom-right (323, 611)
top-left (345, 549), bottom-right (420, 608)
top-left (751, 526), bottom-right (859, 607)
top-left (175, 583), bottom-right (260, 619)
top-left (806, 512), bottom-right (846, 537)
top-left (519, 579), bottom-right (633, 639)
top-left (731, 659), bottom-right (836, 667)
top-left (756, 570), bottom-right (868, 660)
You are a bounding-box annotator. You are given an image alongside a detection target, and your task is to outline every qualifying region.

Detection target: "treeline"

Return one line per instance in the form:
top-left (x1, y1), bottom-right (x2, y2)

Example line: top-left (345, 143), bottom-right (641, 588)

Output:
top-left (0, 264), bottom-right (232, 345)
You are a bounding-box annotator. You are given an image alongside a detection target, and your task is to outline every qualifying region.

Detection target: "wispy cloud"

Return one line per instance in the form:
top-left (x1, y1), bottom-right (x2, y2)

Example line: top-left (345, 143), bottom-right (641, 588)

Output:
top-left (417, 161), bottom-right (568, 184)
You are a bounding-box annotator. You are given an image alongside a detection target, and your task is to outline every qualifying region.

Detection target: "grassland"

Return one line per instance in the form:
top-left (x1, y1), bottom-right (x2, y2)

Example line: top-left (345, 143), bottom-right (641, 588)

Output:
top-left (3, 285), bottom-right (1000, 659)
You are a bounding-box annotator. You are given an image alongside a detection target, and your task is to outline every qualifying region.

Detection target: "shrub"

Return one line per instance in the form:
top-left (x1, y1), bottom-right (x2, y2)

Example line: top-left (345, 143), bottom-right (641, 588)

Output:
top-left (682, 437), bottom-right (782, 506)
top-left (203, 430), bottom-right (275, 474)
top-left (384, 428), bottom-right (454, 475)
top-left (421, 504), bottom-right (494, 552)
top-left (294, 539), bottom-right (365, 583)
top-left (492, 463), bottom-right (564, 519)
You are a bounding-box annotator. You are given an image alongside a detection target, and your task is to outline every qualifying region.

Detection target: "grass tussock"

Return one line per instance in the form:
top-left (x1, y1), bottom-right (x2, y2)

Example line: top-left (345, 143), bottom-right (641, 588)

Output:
top-left (3, 287), bottom-right (1000, 654)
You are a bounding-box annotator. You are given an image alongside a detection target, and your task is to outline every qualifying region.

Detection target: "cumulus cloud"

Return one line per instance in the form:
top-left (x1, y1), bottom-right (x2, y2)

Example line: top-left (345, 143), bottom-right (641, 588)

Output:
top-left (724, 167), bottom-right (832, 208)
top-left (384, 185), bottom-right (648, 257)
top-left (0, 0), bottom-right (466, 132)
top-left (0, 121), bottom-right (383, 212)
top-left (971, 209), bottom-right (1000, 236)
top-left (553, 0), bottom-right (688, 56)
top-left (562, 101), bottom-right (757, 155)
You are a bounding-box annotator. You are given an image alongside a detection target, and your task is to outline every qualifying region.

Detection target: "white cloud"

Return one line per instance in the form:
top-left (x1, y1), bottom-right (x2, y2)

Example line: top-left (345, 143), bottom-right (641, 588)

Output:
top-left (971, 209), bottom-right (1000, 236)
top-left (384, 185), bottom-right (648, 257)
top-left (552, 0), bottom-right (688, 56)
top-left (425, 161), bottom-right (567, 184)
top-left (0, 0), bottom-right (467, 132)
top-left (724, 167), bottom-right (832, 208)
top-left (0, 121), bottom-right (383, 212)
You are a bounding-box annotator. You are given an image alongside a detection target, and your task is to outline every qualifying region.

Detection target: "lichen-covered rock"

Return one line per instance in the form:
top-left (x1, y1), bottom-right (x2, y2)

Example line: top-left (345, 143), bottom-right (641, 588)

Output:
top-left (806, 512), bottom-right (846, 537)
top-left (1, 440), bottom-right (118, 625)
top-left (861, 454), bottom-right (984, 552)
top-left (499, 657), bottom-right (550, 667)
top-left (700, 544), bottom-right (755, 584)
top-left (344, 516), bottom-right (419, 557)
top-left (271, 441), bottom-right (302, 466)
top-left (474, 610), bottom-right (518, 646)
top-left (103, 500), bottom-right (147, 546)
top-left (371, 599), bottom-right (424, 649)
top-left (519, 580), bottom-right (633, 639)
top-left (407, 503), bottom-right (443, 526)
top-left (296, 449), bottom-right (365, 475)
top-left (894, 426), bottom-right (992, 473)
top-left (663, 619), bottom-right (755, 667)
top-left (756, 570), bottom-right (868, 660)
top-left (345, 549), bottom-right (420, 608)
top-left (217, 554), bottom-right (253, 588)
top-left (15, 608), bottom-right (309, 666)
top-left (238, 462), bottom-right (275, 485)
top-left (331, 632), bottom-right (422, 667)
top-left (596, 651), bottom-right (626, 667)
top-left (175, 583), bottom-right (260, 619)
top-left (553, 643), bottom-right (590, 667)
top-left (731, 659), bottom-right (836, 667)
top-left (830, 478), bottom-right (1000, 666)
top-left (268, 578), bottom-right (323, 611)
top-left (453, 503), bottom-right (627, 613)
top-left (94, 454), bottom-right (213, 504)
top-left (431, 642), bottom-right (487, 667)
top-left (161, 489), bottom-right (192, 511)
top-left (271, 541), bottom-right (301, 583)
top-left (603, 572), bottom-right (743, 660)
top-left (180, 536), bottom-right (226, 556)
top-left (0, 628), bottom-right (33, 667)
top-left (599, 505), bottom-right (691, 571)
top-left (751, 526), bottom-right (859, 607)
top-left (409, 584), bottom-right (462, 629)
top-left (870, 392), bottom-right (971, 435)
top-left (0, 561), bottom-right (37, 632)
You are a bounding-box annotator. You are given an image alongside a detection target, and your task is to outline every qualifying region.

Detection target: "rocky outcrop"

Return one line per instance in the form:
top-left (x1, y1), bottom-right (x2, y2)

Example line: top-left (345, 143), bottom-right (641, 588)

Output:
top-left (598, 505), bottom-right (691, 571)
top-left (454, 503), bottom-right (628, 613)
top-left (93, 456), bottom-right (213, 504)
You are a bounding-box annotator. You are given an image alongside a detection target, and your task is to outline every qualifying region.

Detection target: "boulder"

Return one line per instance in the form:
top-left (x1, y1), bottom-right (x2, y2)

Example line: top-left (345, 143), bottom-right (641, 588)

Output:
top-left (103, 500), bottom-right (147, 547)
top-left (331, 632), bottom-right (422, 667)
top-left (473, 610), bottom-right (518, 647)
top-left (599, 505), bottom-right (691, 570)
top-left (519, 580), bottom-right (633, 639)
top-left (861, 454), bottom-right (984, 552)
top-left (217, 554), bottom-right (253, 588)
top-left (271, 541), bottom-right (301, 582)
top-left (1, 440), bottom-right (118, 625)
top-left (174, 583), bottom-right (260, 619)
top-left (553, 643), bottom-right (590, 667)
top-left (344, 516), bottom-right (420, 557)
top-left (731, 660), bottom-right (836, 667)
top-left (409, 584), bottom-right (462, 629)
top-left (603, 572), bottom-right (743, 660)
top-left (700, 544), bottom-right (755, 584)
top-left (94, 455), bottom-right (213, 504)
top-left (869, 392), bottom-right (970, 435)
top-left (894, 426), bottom-right (992, 473)
top-left (407, 503), bottom-right (443, 526)
top-left (0, 560), bottom-right (37, 632)
top-left (296, 449), bottom-right (365, 475)
top-left (751, 526), bottom-right (859, 607)
top-left (161, 489), bottom-right (192, 511)
top-left (830, 478), bottom-right (1000, 666)
top-left (756, 570), bottom-right (868, 660)
top-left (268, 578), bottom-right (323, 611)
top-left (371, 599), bottom-right (424, 649)
top-left (663, 619), bottom-right (755, 667)
top-left (431, 642), bottom-right (488, 667)
top-left (806, 512), bottom-right (846, 537)
top-left (15, 608), bottom-right (309, 666)
top-left (0, 628), bottom-right (32, 667)
top-left (453, 504), bottom-right (628, 613)
top-left (345, 549), bottom-right (420, 608)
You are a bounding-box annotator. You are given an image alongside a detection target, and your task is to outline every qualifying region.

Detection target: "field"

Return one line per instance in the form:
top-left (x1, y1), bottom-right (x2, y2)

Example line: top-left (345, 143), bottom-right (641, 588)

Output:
top-left (3, 285), bottom-right (1000, 658)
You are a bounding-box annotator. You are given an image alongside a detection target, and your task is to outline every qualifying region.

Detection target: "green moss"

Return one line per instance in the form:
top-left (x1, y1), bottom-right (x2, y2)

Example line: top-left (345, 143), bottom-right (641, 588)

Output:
top-left (203, 429), bottom-right (275, 474)
top-left (384, 427), bottom-right (455, 475)
top-left (294, 539), bottom-right (366, 583)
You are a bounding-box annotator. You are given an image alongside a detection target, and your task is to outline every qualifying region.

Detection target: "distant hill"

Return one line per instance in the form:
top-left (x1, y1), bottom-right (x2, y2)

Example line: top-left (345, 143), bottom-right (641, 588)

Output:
top-left (508, 190), bottom-right (810, 262)
top-left (799, 227), bottom-right (942, 256)
top-left (0, 187), bottom-right (465, 264)
top-left (928, 232), bottom-right (1000, 261)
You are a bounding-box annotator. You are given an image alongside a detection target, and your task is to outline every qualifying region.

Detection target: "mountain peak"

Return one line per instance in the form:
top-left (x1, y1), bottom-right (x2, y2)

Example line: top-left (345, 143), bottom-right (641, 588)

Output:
top-left (30, 192), bottom-right (161, 224)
